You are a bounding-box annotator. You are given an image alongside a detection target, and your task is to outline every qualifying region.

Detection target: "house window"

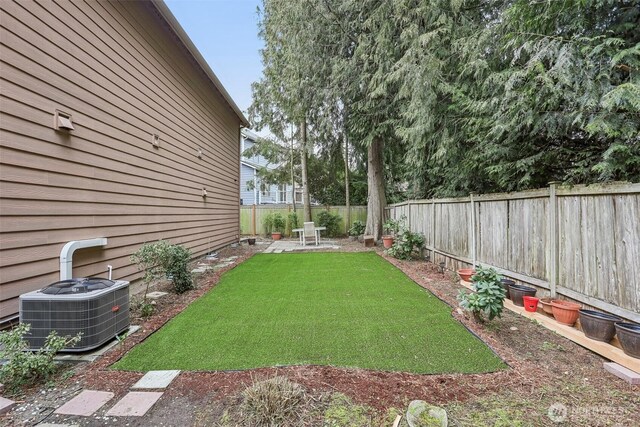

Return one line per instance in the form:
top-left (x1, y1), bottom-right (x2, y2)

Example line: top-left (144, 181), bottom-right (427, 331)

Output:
top-left (277, 184), bottom-right (287, 203)
top-left (295, 190), bottom-right (303, 203)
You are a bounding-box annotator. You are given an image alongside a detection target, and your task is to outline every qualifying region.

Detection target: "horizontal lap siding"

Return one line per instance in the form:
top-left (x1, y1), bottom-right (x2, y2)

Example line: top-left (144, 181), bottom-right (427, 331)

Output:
top-left (0, 0), bottom-right (241, 321)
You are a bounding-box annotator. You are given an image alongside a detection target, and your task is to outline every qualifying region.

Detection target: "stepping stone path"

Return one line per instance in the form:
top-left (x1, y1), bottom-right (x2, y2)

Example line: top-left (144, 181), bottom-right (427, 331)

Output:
top-left (54, 390), bottom-right (114, 416)
top-left (105, 392), bottom-right (164, 417)
top-left (49, 370), bottom-right (180, 419)
top-left (0, 396), bottom-right (16, 415)
top-left (132, 370), bottom-right (181, 389)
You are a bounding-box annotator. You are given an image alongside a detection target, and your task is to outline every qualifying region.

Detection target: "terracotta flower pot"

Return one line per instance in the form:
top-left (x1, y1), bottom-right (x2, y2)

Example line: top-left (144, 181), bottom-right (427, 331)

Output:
top-left (615, 322), bottom-right (640, 359)
top-left (508, 284), bottom-right (537, 307)
top-left (522, 296), bottom-right (539, 312)
top-left (579, 309), bottom-right (621, 342)
top-left (550, 300), bottom-right (581, 326)
top-left (271, 232), bottom-right (282, 241)
top-left (539, 297), bottom-right (554, 315)
top-left (382, 236), bottom-right (394, 249)
top-left (457, 268), bottom-right (475, 282)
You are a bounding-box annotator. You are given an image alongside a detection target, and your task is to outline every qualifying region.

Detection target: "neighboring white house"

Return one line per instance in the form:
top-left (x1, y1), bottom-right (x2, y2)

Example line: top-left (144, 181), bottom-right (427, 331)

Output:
top-left (240, 129), bottom-right (301, 205)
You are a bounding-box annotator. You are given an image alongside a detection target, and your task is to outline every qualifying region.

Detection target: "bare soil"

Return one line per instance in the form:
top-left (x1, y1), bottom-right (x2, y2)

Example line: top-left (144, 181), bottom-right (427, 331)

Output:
top-left (2, 238), bottom-right (638, 426)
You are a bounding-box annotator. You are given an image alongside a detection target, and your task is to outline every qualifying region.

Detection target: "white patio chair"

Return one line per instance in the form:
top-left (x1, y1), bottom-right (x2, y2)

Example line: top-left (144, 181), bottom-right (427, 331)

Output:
top-left (302, 221), bottom-right (318, 246)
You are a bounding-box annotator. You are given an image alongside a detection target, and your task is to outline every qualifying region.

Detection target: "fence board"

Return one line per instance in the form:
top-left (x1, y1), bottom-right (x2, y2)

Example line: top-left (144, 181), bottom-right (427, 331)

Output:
top-left (477, 200), bottom-right (508, 268)
top-left (508, 198), bottom-right (548, 280)
top-left (388, 182), bottom-right (640, 322)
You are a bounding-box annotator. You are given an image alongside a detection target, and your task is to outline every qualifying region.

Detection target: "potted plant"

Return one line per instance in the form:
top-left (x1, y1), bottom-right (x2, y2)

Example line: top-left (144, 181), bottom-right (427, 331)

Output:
top-left (382, 217), bottom-right (402, 249)
top-left (457, 265), bottom-right (507, 323)
top-left (270, 212), bottom-right (286, 240)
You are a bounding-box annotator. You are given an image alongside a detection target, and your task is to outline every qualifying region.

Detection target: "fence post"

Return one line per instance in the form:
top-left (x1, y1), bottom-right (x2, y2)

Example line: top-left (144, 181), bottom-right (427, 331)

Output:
top-left (252, 204), bottom-right (256, 236)
top-left (548, 182), bottom-right (560, 298)
top-left (431, 199), bottom-right (436, 262)
top-left (470, 193), bottom-right (477, 267)
top-left (407, 201), bottom-right (412, 230)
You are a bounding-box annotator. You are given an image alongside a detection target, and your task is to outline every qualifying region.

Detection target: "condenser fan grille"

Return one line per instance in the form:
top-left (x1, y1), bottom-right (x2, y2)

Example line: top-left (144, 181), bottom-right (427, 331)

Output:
top-left (19, 280), bottom-right (130, 352)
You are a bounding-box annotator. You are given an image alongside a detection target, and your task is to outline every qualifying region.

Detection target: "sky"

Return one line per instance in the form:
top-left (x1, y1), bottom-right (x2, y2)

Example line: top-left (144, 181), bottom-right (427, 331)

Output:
top-left (165, 0), bottom-right (263, 117)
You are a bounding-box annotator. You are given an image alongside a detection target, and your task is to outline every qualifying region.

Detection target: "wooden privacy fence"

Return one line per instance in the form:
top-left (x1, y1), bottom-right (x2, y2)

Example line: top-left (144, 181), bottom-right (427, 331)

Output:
top-left (386, 182), bottom-right (640, 322)
top-left (240, 205), bottom-right (367, 236)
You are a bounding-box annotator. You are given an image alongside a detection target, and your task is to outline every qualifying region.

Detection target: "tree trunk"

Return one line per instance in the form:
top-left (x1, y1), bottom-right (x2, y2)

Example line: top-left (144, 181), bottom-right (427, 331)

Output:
top-left (300, 118), bottom-right (312, 222)
top-left (290, 125), bottom-right (296, 213)
top-left (365, 136), bottom-right (386, 240)
top-left (344, 135), bottom-right (350, 234)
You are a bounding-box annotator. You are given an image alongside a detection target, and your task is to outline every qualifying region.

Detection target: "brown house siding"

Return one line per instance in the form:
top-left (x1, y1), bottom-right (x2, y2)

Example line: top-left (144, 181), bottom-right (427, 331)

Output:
top-left (0, 0), bottom-right (246, 322)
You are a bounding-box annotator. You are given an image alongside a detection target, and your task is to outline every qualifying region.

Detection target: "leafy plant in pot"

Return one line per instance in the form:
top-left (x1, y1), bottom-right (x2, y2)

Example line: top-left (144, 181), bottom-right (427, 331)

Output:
top-left (382, 217), bottom-right (403, 249)
top-left (457, 265), bottom-right (506, 323)
top-left (270, 213), bottom-right (286, 240)
top-left (263, 212), bottom-right (286, 240)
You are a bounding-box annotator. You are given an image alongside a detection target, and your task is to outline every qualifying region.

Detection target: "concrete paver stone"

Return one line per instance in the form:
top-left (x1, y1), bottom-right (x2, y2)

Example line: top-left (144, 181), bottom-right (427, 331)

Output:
top-left (131, 370), bottom-right (181, 389)
top-left (105, 391), bottom-right (163, 417)
top-left (54, 390), bottom-right (114, 416)
top-left (0, 396), bottom-right (16, 415)
top-left (604, 362), bottom-right (640, 385)
top-left (146, 291), bottom-right (168, 299)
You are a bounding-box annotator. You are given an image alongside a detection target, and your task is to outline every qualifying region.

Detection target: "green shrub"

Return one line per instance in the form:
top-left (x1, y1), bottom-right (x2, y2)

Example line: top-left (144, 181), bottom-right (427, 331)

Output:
top-left (287, 211), bottom-right (299, 236)
top-left (0, 323), bottom-right (81, 393)
top-left (348, 220), bottom-right (366, 237)
top-left (317, 210), bottom-right (342, 237)
top-left (263, 212), bottom-right (286, 235)
top-left (387, 229), bottom-right (425, 260)
top-left (457, 265), bottom-right (506, 322)
top-left (263, 213), bottom-right (274, 235)
top-left (383, 216), bottom-right (404, 236)
top-left (131, 240), bottom-right (194, 295)
top-left (271, 212), bottom-right (286, 233)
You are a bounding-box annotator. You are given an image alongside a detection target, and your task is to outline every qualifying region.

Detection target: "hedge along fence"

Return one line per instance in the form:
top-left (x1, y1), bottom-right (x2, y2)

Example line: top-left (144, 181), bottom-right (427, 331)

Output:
top-left (385, 182), bottom-right (640, 323)
top-left (240, 205), bottom-right (367, 236)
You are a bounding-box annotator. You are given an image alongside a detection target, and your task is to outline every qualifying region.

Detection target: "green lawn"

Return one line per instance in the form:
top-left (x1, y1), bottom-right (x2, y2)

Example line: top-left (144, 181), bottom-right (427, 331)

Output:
top-left (114, 252), bottom-right (505, 374)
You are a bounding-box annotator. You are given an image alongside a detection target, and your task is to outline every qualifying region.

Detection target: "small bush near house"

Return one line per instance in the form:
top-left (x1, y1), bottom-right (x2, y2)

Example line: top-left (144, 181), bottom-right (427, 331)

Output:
top-left (240, 376), bottom-right (306, 426)
top-left (131, 240), bottom-right (194, 295)
top-left (0, 323), bottom-right (81, 394)
top-left (317, 210), bottom-right (342, 237)
top-left (348, 220), bottom-right (366, 237)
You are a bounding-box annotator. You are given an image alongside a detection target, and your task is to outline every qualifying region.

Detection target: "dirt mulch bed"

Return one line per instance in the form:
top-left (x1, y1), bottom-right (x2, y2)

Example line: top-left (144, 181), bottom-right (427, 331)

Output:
top-left (3, 239), bottom-right (638, 426)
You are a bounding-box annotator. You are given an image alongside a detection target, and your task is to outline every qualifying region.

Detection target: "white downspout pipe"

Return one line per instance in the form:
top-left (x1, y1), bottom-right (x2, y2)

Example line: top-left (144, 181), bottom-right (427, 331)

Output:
top-left (60, 238), bottom-right (108, 280)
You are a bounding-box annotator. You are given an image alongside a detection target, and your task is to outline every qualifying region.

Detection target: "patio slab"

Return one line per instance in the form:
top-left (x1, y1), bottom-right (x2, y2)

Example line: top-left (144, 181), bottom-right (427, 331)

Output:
top-left (54, 390), bottom-right (114, 416)
top-left (105, 391), bottom-right (163, 417)
top-left (263, 239), bottom-right (339, 253)
top-left (131, 370), bottom-right (180, 389)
